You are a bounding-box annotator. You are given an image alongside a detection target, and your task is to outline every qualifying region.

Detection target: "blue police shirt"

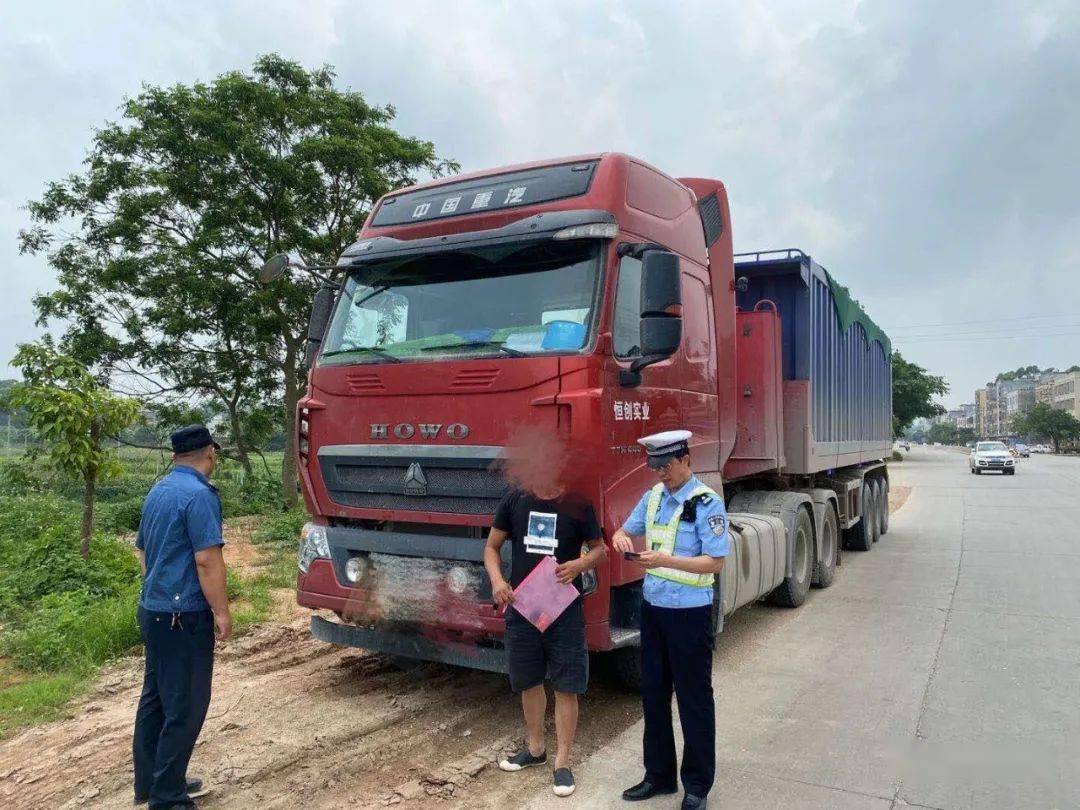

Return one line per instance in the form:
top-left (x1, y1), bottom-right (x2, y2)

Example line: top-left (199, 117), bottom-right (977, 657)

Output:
top-left (136, 466), bottom-right (224, 612)
top-left (622, 475), bottom-right (730, 608)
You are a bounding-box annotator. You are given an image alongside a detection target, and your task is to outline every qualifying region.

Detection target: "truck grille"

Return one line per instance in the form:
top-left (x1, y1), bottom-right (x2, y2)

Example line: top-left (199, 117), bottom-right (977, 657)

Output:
top-left (317, 444), bottom-right (507, 515)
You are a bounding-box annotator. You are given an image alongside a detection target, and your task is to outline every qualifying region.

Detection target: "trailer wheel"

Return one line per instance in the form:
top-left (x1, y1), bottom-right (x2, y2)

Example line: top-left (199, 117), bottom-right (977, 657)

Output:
top-left (812, 503), bottom-right (838, 589)
top-left (869, 485), bottom-right (881, 544)
top-left (771, 506), bottom-right (814, 608)
top-left (843, 483), bottom-right (874, 551)
top-left (867, 479), bottom-right (884, 541)
top-left (612, 645), bottom-right (642, 691)
top-left (879, 479), bottom-right (890, 536)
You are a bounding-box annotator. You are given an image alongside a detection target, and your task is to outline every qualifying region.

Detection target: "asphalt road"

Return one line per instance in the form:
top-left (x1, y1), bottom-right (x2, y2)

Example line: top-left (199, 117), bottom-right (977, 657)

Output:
top-left (531, 447), bottom-right (1080, 810)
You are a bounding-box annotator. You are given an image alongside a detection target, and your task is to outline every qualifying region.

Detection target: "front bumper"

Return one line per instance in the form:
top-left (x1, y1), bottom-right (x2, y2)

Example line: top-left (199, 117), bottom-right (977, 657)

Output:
top-left (296, 524), bottom-right (614, 656)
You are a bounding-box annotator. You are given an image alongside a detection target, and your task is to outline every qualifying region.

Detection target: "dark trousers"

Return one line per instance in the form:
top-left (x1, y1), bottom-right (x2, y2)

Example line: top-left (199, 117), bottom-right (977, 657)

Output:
top-left (133, 607), bottom-right (215, 808)
top-left (641, 601), bottom-right (715, 797)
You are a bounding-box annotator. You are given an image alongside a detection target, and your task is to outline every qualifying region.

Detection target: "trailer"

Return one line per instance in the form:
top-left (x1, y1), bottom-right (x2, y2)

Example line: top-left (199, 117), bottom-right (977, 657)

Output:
top-left (279, 153), bottom-right (893, 686)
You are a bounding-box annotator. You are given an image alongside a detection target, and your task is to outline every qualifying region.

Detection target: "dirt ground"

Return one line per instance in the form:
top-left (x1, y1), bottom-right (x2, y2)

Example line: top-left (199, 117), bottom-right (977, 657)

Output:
top-left (1, 490), bottom-right (915, 808)
top-left (0, 526), bottom-right (640, 809)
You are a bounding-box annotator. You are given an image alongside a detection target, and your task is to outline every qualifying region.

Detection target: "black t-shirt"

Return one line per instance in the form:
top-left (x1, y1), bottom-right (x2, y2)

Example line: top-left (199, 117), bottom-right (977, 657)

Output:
top-left (493, 490), bottom-right (601, 592)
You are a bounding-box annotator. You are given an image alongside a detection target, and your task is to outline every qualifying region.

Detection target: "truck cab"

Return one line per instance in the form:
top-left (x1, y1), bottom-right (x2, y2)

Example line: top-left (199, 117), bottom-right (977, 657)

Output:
top-left (293, 154), bottom-right (736, 671)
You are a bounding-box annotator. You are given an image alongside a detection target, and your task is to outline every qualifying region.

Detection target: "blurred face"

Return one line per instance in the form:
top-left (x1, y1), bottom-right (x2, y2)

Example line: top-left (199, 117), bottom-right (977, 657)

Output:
top-left (654, 453), bottom-right (693, 491)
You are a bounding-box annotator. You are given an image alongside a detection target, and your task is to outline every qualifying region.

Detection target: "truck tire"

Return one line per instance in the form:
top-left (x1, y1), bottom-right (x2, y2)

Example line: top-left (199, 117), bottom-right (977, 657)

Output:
top-left (770, 506), bottom-right (814, 608)
top-left (869, 486), bottom-right (881, 544)
top-left (844, 482), bottom-right (874, 551)
top-left (879, 479), bottom-right (890, 536)
top-left (869, 479), bottom-right (884, 541)
top-left (974, 468), bottom-right (981, 475)
top-left (812, 503), bottom-right (838, 589)
top-left (612, 645), bottom-right (642, 691)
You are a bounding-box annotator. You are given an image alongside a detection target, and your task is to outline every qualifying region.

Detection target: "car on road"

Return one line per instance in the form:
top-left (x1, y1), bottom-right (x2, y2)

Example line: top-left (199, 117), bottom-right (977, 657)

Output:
top-left (900, 441), bottom-right (910, 451)
top-left (1014, 443), bottom-right (1030, 458)
top-left (970, 441), bottom-right (1017, 475)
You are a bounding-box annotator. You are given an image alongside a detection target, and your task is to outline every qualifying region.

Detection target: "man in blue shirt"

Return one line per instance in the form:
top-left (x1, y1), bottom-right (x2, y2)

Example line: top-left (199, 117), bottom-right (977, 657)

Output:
top-left (613, 430), bottom-right (729, 810)
top-left (132, 425), bottom-right (230, 809)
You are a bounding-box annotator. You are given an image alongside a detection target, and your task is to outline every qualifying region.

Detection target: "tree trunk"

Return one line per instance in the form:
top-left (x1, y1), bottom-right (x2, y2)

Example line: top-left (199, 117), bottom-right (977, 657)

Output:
top-left (227, 405), bottom-right (254, 477)
top-left (81, 466), bottom-right (96, 559)
top-left (280, 339), bottom-right (301, 508)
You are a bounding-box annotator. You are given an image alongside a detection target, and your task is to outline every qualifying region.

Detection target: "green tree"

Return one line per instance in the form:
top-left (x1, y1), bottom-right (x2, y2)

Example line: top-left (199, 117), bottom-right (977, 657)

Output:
top-left (1012, 403), bottom-right (1080, 453)
top-left (892, 352), bottom-right (948, 437)
top-left (20, 54), bottom-right (457, 505)
top-left (3, 341), bottom-right (141, 557)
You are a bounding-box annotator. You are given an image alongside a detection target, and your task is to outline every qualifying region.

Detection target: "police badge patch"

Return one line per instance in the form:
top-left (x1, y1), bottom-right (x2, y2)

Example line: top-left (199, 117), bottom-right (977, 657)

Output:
top-left (708, 514), bottom-right (727, 536)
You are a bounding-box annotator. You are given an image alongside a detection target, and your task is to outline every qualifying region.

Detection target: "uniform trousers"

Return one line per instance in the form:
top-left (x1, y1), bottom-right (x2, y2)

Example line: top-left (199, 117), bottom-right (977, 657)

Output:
top-left (640, 601), bottom-right (715, 797)
top-left (133, 607), bottom-right (215, 808)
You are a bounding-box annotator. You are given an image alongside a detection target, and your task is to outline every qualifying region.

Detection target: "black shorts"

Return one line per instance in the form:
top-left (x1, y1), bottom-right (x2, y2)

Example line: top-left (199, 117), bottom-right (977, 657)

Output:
top-left (505, 600), bottom-right (588, 694)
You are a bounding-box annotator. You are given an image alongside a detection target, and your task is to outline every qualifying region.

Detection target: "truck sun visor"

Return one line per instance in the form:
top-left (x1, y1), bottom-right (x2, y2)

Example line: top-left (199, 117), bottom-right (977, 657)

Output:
top-left (370, 161), bottom-right (599, 227)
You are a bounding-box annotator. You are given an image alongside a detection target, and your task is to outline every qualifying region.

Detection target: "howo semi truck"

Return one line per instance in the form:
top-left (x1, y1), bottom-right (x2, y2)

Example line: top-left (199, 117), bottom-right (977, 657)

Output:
top-left (278, 153), bottom-right (892, 687)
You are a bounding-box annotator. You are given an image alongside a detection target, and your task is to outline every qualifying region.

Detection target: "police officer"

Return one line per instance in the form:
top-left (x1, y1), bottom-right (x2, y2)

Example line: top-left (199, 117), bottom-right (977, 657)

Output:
top-left (132, 425), bottom-right (230, 808)
top-left (612, 430), bottom-right (729, 810)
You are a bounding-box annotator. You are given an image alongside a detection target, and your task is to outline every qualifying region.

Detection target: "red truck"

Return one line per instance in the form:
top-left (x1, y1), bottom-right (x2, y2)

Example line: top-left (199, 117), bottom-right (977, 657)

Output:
top-left (275, 153), bottom-right (892, 687)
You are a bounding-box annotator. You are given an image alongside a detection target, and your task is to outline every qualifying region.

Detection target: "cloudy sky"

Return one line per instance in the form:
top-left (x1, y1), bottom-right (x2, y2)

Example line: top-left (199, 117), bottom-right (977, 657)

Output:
top-left (2, 0), bottom-right (1078, 407)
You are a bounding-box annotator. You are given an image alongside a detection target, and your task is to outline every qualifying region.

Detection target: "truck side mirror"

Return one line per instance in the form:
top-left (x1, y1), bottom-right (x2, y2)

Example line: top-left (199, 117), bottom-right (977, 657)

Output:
top-left (620, 250), bottom-right (682, 387)
top-left (303, 284), bottom-right (336, 367)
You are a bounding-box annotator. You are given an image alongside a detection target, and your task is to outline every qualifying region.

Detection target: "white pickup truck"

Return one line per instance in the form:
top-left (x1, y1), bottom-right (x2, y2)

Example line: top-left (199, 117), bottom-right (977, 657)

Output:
top-left (969, 441), bottom-right (1017, 475)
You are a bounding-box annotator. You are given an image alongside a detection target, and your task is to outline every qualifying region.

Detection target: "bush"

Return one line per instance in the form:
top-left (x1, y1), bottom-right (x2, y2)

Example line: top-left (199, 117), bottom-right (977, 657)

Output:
top-left (891, 450), bottom-right (904, 461)
top-left (0, 495), bottom-right (139, 619)
top-left (253, 508), bottom-right (307, 550)
top-left (97, 496), bottom-right (145, 534)
top-left (2, 583), bottom-right (141, 672)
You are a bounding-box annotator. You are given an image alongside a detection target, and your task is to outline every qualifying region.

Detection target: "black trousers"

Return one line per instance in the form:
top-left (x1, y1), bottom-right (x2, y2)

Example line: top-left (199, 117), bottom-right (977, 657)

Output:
top-left (133, 607), bottom-right (215, 808)
top-left (640, 601), bottom-right (715, 797)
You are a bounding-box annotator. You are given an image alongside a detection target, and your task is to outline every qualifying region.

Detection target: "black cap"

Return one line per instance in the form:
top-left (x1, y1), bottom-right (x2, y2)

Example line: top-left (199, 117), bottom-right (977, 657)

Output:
top-left (170, 424), bottom-right (220, 454)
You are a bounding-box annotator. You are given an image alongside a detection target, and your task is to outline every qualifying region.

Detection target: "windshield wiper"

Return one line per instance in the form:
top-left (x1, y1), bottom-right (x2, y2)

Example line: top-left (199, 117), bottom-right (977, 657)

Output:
top-left (320, 346), bottom-right (403, 363)
top-left (419, 340), bottom-right (527, 358)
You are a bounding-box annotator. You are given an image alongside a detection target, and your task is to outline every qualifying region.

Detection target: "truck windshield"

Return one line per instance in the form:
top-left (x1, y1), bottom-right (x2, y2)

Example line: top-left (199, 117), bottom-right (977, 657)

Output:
top-left (320, 242), bottom-right (601, 365)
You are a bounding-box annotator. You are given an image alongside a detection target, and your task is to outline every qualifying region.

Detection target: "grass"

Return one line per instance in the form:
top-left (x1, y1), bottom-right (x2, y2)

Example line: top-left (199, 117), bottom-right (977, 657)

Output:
top-left (0, 663), bottom-right (88, 738)
top-left (0, 449), bottom-right (302, 740)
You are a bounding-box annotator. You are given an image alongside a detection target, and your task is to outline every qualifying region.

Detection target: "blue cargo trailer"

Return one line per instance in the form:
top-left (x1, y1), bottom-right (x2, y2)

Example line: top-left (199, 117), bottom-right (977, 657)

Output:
top-left (734, 249), bottom-right (892, 475)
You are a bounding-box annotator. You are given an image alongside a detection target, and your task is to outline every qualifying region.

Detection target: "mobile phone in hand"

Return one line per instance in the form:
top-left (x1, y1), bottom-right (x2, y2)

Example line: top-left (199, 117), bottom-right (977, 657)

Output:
top-left (623, 551), bottom-right (642, 561)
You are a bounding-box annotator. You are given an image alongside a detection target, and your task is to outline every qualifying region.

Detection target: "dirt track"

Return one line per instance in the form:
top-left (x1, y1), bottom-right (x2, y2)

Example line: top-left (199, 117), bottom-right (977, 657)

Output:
top-left (0, 611), bottom-right (640, 809)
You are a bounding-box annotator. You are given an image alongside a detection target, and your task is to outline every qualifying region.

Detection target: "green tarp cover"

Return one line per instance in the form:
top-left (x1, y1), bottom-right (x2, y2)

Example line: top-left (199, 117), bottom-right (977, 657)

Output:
top-left (823, 270), bottom-right (891, 357)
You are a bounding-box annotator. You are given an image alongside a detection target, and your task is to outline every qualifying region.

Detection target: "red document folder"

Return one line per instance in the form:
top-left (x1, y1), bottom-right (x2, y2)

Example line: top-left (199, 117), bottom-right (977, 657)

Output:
top-left (510, 555), bottom-right (579, 632)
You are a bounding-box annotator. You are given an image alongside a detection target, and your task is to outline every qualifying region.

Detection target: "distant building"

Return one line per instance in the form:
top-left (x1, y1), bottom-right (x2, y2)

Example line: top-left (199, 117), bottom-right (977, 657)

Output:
top-left (975, 388), bottom-right (989, 437)
top-left (1045, 371), bottom-right (1080, 422)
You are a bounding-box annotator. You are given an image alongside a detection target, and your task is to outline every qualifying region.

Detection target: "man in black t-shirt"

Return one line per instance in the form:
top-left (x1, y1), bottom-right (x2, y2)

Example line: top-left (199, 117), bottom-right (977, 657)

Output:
top-left (484, 486), bottom-right (605, 798)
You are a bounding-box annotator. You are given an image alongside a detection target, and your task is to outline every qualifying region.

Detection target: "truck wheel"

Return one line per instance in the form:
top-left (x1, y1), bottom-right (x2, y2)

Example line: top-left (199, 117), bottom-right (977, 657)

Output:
top-left (843, 483), bottom-right (874, 551)
top-left (869, 486), bottom-right (881, 544)
top-left (771, 506), bottom-right (814, 608)
top-left (812, 503), bottom-right (838, 589)
top-left (868, 479), bottom-right (884, 541)
top-left (612, 645), bottom-right (642, 691)
top-left (879, 480), bottom-right (890, 536)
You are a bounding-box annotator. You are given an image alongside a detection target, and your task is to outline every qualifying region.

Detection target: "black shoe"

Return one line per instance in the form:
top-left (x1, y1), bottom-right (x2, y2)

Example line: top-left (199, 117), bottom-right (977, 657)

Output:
top-left (134, 777), bottom-right (206, 805)
top-left (553, 767), bottom-right (576, 797)
top-left (622, 779), bottom-right (678, 801)
top-left (498, 748), bottom-right (547, 772)
top-left (682, 794), bottom-right (708, 809)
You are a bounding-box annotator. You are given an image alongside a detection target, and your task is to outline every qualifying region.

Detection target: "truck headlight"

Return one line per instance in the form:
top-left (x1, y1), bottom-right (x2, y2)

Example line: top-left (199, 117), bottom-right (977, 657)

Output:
top-left (447, 566), bottom-right (470, 594)
top-left (345, 555), bottom-right (368, 583)
top-left (298, 523), bottom-right (330, 573)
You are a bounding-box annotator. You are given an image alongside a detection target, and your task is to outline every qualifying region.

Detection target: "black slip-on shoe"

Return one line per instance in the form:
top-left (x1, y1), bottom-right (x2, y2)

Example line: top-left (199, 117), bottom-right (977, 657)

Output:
top-left (622, 779), bottom-right (678, 801)
top-left (682, 794), bottom-right (708, 809)
top-left (553, 767), bottom-right (575, 797)
top-left (498, 749), bottom-right (547, 772)
top-left (134, 777), bottom-right (206, 805)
